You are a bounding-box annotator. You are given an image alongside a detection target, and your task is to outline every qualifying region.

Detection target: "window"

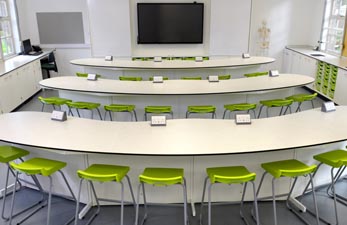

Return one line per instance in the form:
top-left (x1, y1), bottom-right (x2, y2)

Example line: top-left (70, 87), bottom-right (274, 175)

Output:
top-left (321, 0), bottom-right (347, 55)
top-left (0, 0), bottom-right (17, 59)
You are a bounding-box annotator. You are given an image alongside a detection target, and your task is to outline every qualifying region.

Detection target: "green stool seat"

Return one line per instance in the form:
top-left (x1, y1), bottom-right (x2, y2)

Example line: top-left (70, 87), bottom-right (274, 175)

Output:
top-left (38, 96), bottom-right (72, 112)
top-left (257, 159), bottom-right (319, 225)
top-left (75, 164), bottom-right (135, 225)
top-left (182, 57), bottom-right (195, 60)
top-left (181, 76), bottom-right (202, 80)
top-left (217, 74), bottom-right (231, 80)
top-left (10, 157), bottom-right (67, 176)
top-left (67, 101), bottom-right (102, 120)
top-left (286, 92), bottom-right (317, 112)
top-left (186, 105), bottom-right (216, 118)
top-left (304, 149), bottom-right (347, 224)
top-left (144, 105), bottom-right (173, 121)
top-left (77, 164), bottom-right (130, 182)
top-left (314, 149), bottom-right (347, 168)
top-left (261, 159), bottom-right (317, 178)
top-left (76, 72), bottom-right (102, 78)
top-left (0, 146), bottom-right (29, 163)
top-left (135, 167), bottom-right (188, 225)
top-left (104, 104), bottom-right (137, 121)
top-left (223, 103), bottom-right (257, 119)
top-left (206, 166), bottom-right (256, 184)
top-left (9, 157), bottom-right (75, 225)
top-left (119, 76), bottom-right (143, 81)
top-left (258, 99), bottom-right (293, 118)
top-left (244, 71), bottom-right (268, 77)
top-left (139, 167), bottom-right (184, 185)
top-left (200, 166), bottom-right (259, 225)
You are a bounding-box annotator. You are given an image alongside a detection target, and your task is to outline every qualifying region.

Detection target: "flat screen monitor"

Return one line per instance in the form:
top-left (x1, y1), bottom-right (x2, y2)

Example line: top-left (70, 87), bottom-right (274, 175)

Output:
top-left (22, 39), bottom-right (32, 54)
top-left (137, 3), bottom-right (204, 44)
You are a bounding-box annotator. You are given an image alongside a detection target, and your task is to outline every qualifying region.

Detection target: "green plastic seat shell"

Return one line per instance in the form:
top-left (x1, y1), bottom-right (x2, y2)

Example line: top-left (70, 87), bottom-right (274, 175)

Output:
top-left (261, 159), bottom-right (317, 178)
top-left (314, 150), bottom-right (347, 168)
top-left (10, 157), bottom-right (67, 176)
top-left (0, 146), bottom-right (29, 163)
top-left (139, 167), bottom-right (184, 186)
top-left (206, 166), bottom-right (256, 184)
top-left (77, 164), bottom-right (130, 182)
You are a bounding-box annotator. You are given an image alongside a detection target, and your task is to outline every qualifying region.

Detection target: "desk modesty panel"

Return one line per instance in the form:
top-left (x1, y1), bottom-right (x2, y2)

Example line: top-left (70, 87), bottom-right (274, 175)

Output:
top-left (39, 74), bottom-right (314, 95)
top-left (0, 108), bottom-right (346, 155)
top-left (70, 56), bottom-right (275, 69)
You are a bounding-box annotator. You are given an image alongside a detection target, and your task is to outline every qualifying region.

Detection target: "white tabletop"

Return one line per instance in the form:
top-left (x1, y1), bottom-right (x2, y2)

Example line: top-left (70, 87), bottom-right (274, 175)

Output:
top-left (70, 56), bottom-right (275, 69)
top-left (0, 108), bottom-right (346, 155)
top-left (0, 51), bottom-right (50, 76)
top-left (39, 74), bottom-right (314, 95)
top-left (287, 46), bottom-right (347, 70)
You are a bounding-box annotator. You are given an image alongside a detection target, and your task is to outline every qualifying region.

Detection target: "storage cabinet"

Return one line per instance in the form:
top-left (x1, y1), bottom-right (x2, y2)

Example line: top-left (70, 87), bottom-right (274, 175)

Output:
top-left (282, 49), bottom-right (317, 89)
top-left (333, 68), bottom-right (347, 105)
top-left (0, 59), bottom-right (42, 113)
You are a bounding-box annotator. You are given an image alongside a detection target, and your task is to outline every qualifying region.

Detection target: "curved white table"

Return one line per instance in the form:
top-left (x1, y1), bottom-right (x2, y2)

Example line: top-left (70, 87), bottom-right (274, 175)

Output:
top-left (70, 56), bottom-right (275, 70)
top-left (1, 107), bottom-right (345, 155)
top-left (40, 74), bottom-right (314, 95)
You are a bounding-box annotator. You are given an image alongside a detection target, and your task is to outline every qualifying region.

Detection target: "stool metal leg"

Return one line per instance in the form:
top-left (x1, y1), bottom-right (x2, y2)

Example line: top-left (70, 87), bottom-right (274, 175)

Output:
top-left (133, 110), bottom-right (138, 121)
top-left (199, 177), bottom-right (209, 225)
top-left (96, 108), bottom-right (102, 120)
top-left (208, 182), bottom-right (212, 225)
top-left (124, 175), bottom-right (136, 210)
top-left (251, 181), bottom-right (260, 225)
top-left (4, 168), bottom-right (45, 222)
top-left (222, 109), bottom-right (228, 119)
top-left (257, 105), bottom-right (264, 118)
top-left (330, 168), bottom-right (339, 225)
top-left (46, 176), bottom-right (53, 225)
top-left (271, 177), bottom-right (278, 225)
top-left (182, 178), bottom-right (188, 225)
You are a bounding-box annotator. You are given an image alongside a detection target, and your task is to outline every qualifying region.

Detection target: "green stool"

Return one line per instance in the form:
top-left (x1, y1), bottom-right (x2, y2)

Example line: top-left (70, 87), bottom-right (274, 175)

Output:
top-left (182, 57), bottom-right (196, 61)
top-left (223, 103), bottom-right (257, 119)
top-left (38, 96), bottom-right (72, 112)
top-left (302, 149), bottom-right (347, 225)
top-left (256, 159), bottom-right (319, 225)
top-left (67, 101), bottom-right (102, 120)
top-left (9, 157), bottom-right (76, 225)
top-left (218, 75), bottom-right (231, 80)
top-left (135, 167), bottom-right (188, 225)
top-left (0, 146), bottom-right (43, 221)
top-left (144, 106), bottom-right (173, 121)
top-left (286, 92), bottom-right (318, 112)
top-left (244, 72), bottom-right (268, 77)
top-left (76, 72), bottom-right (102, 78)
top-left (200, 166), bottom-right (259, 225)
top-left (104, 104), bottom-right (138, 121)
top-left (74, 164), bottom-right (136, 225)
top-left (132, 57), bottom-right (153, 61)
top-left (257, 99), bottom-right (293, 118)
top-left (119, 76), bottom-right (143, 81)
top-left (181, 76), bottom-right (202, 80)
top-left (186, 105), bottom-right (216, 118)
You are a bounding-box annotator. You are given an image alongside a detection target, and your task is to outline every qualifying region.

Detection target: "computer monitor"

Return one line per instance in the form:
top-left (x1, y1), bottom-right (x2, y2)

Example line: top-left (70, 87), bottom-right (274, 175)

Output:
top-left (22, 39), bottom-right (32, 54)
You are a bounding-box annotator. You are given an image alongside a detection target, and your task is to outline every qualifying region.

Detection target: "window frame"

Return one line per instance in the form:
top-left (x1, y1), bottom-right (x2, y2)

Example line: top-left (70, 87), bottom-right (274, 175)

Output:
top-left (0, 0), bottom-right (17, 60)
top-left (321, 0), bottom-right (347, 56)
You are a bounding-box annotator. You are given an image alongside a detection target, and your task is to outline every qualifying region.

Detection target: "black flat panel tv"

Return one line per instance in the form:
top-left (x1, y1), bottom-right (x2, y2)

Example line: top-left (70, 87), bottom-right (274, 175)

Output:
top-left (137, 3), bottom-right (204, 44)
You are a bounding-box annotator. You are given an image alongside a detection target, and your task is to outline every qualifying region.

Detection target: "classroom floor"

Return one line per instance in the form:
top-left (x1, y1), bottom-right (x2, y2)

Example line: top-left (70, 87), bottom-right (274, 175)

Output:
top-left (1, 181), bottom-right (347, 225)
top-left (0, 88), bottom-right (340, 225)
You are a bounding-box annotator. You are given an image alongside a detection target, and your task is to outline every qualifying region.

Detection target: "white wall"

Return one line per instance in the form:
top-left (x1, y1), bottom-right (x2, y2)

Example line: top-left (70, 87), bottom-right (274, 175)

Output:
top-left (250, 0), bottom-right (325, 70)
top-left (16, 0), bottom-right (325, 75)
top-left (16, 0), bottom-right (92, 77)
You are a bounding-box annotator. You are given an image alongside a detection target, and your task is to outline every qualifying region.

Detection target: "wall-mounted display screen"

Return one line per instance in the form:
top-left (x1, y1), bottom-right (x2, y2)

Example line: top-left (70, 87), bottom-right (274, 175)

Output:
top-left (137, 3), bottom-right (204, 44)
